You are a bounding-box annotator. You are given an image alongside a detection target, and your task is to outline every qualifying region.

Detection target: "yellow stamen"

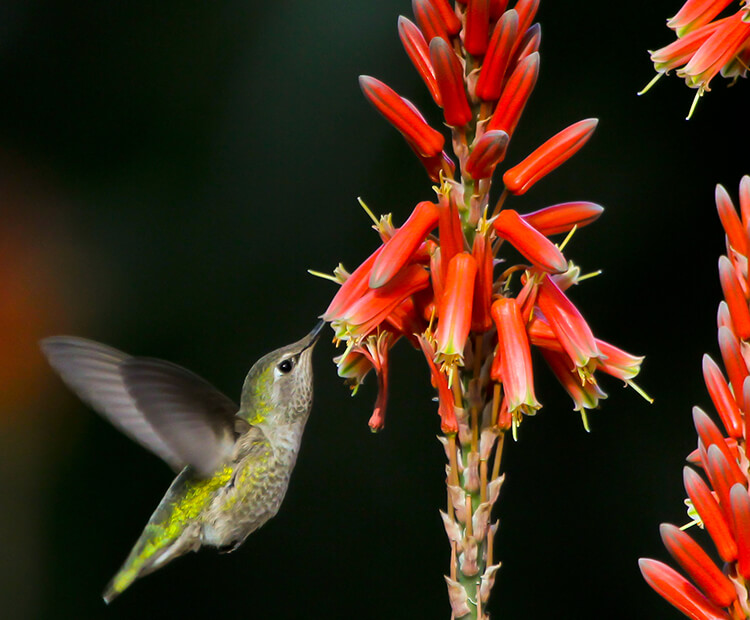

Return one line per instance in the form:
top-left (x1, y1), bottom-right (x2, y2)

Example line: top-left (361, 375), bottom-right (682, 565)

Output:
top-left (558, 224), bottom-right (577, 252)
top-left (357, 196), bottom-right (379, 227)
top-left (307, 269), bottom-right (340, 284)
top-left (686, 87), bottom-right (704, 121)
top-left (637, 72), bottom-right (664, 96)
top-left (577, 269), bottom-right (603, 282)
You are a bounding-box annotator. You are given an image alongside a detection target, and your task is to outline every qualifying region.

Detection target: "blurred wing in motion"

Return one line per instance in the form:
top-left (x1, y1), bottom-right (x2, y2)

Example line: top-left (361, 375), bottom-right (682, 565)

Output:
top-left (40, 337), bottom-right (238, 477)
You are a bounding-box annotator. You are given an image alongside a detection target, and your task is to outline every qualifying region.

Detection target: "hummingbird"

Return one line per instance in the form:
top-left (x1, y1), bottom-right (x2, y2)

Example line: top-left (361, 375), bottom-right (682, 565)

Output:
top-left (40, 320), bottom-right (324, 603)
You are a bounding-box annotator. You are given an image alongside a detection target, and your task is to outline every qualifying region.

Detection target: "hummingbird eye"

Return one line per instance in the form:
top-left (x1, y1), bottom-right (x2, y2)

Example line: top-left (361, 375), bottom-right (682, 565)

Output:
top-left (277, 358), bottom-right (294, 374)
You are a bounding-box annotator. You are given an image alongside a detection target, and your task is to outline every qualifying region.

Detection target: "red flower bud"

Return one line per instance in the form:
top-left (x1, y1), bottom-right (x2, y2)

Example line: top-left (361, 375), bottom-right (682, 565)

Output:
top-left (464, 0), bottom-right (491, 56)
top-left (398, 16), bottom-right (442, 105)
top-left (703, 353), bottom-right (743, 438)
top-left (716, 183), bottom-right (747, 257)
top-left (435, 253), bottom-right (477, 365)
top-left (430, 38), bottom-right (473, 127)
top-left (659, 523), bottom-right (737, 608)
top-left (359, 75), bottom-right (445, 157)
top-left (412, 0), bottom-right (451, 44)
top-left (639, 559), bottom-right (730, 620)
top-left (370, 201), bottom-right (440, 288)
top-left (493, 209), bottom-right (567, 273)
top-left (718, 255), bottom-right (750, 340)
top-left (489, 0), bottom-right (509, 19)
top-left (430, 0), bottom-right (462, 36)
top-left (521, 201), bottom-right (603, 236)
top-left (465, 130), bottom-right (509, 179)
top-left (475, 10), bottom-right (519, 101)
top-left (471, 230), bottom-right (494, 332)
top-left (730, 483), bottom-right (750, 579)
top-left (486, 52), bottom-right (539, 138)
top-left (503, 118), bottom-right (598, 195)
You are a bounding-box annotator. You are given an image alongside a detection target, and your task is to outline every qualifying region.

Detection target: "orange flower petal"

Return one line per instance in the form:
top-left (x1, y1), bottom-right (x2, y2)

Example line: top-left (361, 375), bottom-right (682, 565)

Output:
top-left (521, 201), bottom-right (603, 236)
top-left (493, 208), bottom-right (567, 273)
top-left (435, 253), bottom-right (477, 361)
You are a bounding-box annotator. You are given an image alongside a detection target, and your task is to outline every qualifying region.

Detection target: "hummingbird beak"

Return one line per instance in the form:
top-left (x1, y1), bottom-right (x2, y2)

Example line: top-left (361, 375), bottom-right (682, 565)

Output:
top-left (302, 319), bottom-right (326, 351)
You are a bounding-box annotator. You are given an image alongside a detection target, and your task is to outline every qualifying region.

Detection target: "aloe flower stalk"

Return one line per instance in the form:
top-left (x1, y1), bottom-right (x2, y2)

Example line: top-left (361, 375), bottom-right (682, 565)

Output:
top-left (315, 2), bottom-right (645, 617)
top-left (640, 176), bottom-right (750, 620)
top-left (640, 0), bottom-right (750, 119)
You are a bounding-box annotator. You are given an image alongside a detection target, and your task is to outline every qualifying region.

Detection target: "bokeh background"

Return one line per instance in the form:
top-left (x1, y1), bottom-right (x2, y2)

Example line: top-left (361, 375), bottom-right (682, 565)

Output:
top-left (1, 1), bottom-right (748, 618)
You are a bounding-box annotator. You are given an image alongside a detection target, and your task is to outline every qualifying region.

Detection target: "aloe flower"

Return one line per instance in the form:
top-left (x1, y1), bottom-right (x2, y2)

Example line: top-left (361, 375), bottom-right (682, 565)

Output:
top-left (315, 2), bottom-right (644, 617)
top-left (640, 0), bottom-right (750, 118)
top-left (641, 176), bottom-right (750, 620)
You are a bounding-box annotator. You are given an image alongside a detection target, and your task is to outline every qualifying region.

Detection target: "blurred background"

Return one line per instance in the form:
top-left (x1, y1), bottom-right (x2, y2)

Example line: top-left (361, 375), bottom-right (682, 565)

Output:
top-left (1, 1), bottom-right (748, 618)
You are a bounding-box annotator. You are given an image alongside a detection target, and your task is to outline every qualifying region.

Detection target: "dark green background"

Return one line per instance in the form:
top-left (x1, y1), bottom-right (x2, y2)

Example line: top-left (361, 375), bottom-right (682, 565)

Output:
top-left (1, 1), bottom-right (748, 618)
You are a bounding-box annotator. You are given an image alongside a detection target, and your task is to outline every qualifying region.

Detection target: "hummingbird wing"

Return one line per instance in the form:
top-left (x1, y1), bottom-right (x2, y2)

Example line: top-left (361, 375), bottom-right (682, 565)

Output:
top-left (40, 337), bottom-right (239, 477)
top-left (40, 336), bottom-right (185, 471)
top-left (120, 357), bottom-right (238, 478)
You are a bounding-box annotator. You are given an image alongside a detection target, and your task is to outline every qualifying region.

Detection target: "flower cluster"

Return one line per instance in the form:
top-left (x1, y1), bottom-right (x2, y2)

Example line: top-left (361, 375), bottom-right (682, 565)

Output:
top-left (317, 1), bottom-right (644, 617)
top-left (640, 177), bottom-right (750, 620)
top-left (640, 0), bottom-right (750, 119)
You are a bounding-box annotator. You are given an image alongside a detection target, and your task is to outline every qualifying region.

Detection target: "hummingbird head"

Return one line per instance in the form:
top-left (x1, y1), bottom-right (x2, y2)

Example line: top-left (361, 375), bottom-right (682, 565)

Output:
top-left (238, 320), bottom-right (325, 427)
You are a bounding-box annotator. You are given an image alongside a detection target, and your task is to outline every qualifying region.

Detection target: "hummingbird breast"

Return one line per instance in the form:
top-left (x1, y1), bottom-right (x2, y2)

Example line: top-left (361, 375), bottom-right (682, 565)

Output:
top-left (200, 428), bottom-right (293, 548)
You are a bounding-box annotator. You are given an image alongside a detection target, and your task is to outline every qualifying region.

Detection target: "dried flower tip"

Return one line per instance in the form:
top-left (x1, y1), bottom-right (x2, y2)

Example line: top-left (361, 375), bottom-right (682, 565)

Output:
top-left (370, 201), bottom-right (439, 288)
top-left (639, 558), bottom-right (730, 620)
top-left (503, 118), bottom-right (598, 195)
top-left (465, 130), bottom-right (510, 179)
top-left (359, 75), bottom-right (445, 157)
top-left (659, 522), bottom-right (737, 608)
top-left (522, 201), bottom-right (604, 236)
top-left (464, 0), bottom-right (491, 56)
top-left (493, 209), bottom-right (567, 273)
top-left (398, 16), bottom-right (442, 105)
top-left (435, 253), bottom-right (477, 369)
top-left (683, 466), bottom-right (738, 563)
top-left (475, 9), bottom-right (519, 101)
top-left (444, 577), bottom-right (472, 618)
top-left (430, 38), bottom-right (473, 127)
top-left (486, 51), bottom-right (539, 138)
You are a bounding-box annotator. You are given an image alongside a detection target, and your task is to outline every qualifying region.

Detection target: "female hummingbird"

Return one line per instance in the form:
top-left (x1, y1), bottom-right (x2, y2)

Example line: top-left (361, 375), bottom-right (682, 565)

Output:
top-left (40, 321), bottom-right (324, 603)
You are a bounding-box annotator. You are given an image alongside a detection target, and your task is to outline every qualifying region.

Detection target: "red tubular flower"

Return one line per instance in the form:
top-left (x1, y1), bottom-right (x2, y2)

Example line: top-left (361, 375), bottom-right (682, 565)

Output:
top-left (503, 118), bottom-right (598, 195)
top-left (464, 0), bottom-right (491, 56)
top-left (668, 0), bottom-right (735, 36)
top-left (471, 228), bottom-right (494, 332)
top-left (702, 354), bottom-right (743, 439)
top-left (536, 276), bottom-right (602, 374)
top-left (418, 335), bottom-right (458, 433)
top-left (705, 445), bottom-right (745, 525)
top-left (527, 316), bottom-right (562, 352)
top-left (540, 348), bottom-right (607, 414)
top-left (492, 209), bottom-right (567, 273)
top-left (398, 16), bottom-right (441, 105)
top-left (716, 183), bottom-right (747, 257)
top-left (486, 51), bottom-right (539, 138)
top-left (739, 175), bottom-right (750, 228)
top-left (323, 245), bottom-right (384, 321)
top-left (639, 559), bottom-right (730, 620)
top-left (683, 466), bottom-right (738, 564)
top-left (465, 130), bottom-right (509, 179)
top-left (369, 201), bottom-right (440, 288)
top-left (718, 255), bottom-right (750, 340)
top-left (680, 13), bottom-right (750, 90)
top-left (430, 38), bottom-right (473, 127)
top-left (435, 253), bottom-right (477, 365)
top-left (514, 23), bottom-right (541, 61)
top-left (521, 201), bottom-right (604, 236)
top-left (692, 407), bottom-right (745, 484)
top-left (437, 193), bottom-right (464, 280)
top-left (429, 0), bottom-right (462, 36)
top-left (649, 18), bottom-right (726, 73)
top-left (490, 297), bottom-right (540, 415)
top-left (356, 332), bottom-right (395, 432)
top-left (359, 76), bottom-right (445, 157)
top-left (489, 0), bottom-right (509, 19)
top-left (730, 483), bottom-right (750, 580)
top-left (475, 9), bottom-right (519, 101)
top-left (340, 264), bottom-right (430, 339)
top-left (595, 339), bottom-right (644, 383)
top-left (659, 523), bottom-right (737, 609)
top-left (717, 326), bottom-right (748, 399)
top-left (412, 0), bottom-right (451, 44)
top-left (513, 0), bottom-right (540, 37)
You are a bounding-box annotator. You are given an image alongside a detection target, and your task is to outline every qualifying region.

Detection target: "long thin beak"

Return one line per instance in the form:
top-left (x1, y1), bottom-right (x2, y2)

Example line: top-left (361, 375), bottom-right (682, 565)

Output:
top-left (303, 319), bottom-right (326, 350)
